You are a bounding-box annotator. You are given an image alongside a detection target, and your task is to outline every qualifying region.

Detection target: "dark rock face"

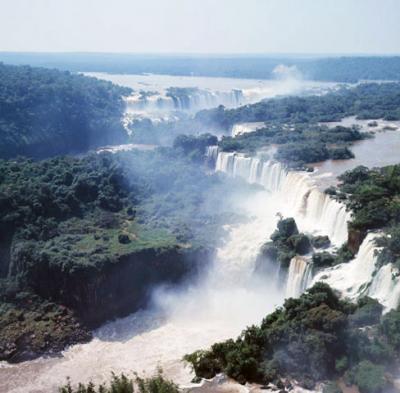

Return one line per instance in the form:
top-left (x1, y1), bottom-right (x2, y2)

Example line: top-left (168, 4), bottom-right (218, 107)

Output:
top-left (23, 246), bottom-right (213, 327)
top-left (347, 229), bottom-right (367, 254)
top-left (1, 245), bottom-right (212, 363)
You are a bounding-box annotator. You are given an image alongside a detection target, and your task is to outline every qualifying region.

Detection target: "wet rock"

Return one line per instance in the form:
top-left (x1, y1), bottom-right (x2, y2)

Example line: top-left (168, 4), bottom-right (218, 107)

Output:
top-left (348, 228), bottom-right (366, 254)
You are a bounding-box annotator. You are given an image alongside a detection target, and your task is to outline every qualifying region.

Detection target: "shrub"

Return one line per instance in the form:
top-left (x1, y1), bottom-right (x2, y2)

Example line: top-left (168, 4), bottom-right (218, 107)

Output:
top-left (59, 371), bottom-right (179, 393)
top-left (347, 361), bottom-right (387, 393)
top-left (311, 235), bottom-right (331, 249)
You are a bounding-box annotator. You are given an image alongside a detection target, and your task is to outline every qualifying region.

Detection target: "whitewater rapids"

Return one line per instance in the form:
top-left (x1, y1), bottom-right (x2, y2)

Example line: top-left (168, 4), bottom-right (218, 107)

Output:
top-left (0, 187), bottom-right (285, 393)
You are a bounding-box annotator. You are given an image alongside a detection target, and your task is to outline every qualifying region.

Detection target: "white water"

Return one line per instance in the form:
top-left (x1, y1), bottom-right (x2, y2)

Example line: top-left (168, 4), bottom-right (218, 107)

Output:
top-left (215, 151), bottom-right (350, 245)
top-left (0, 184), bottom-right (285, 393)
top-left (368, 263), bottom-right (400, 310)
top-left (312, 232), bottom-right (400, 311)
top-left (286, 256), bottom-right (313, 299)
top-left (312, 233), bottom-right (379, 299)
top-left (3, 146), bottom-right (399, 392)
top-left (85, 72), bottom-right (338, 126)
top-left (205, 145), bottom-right (219, 164)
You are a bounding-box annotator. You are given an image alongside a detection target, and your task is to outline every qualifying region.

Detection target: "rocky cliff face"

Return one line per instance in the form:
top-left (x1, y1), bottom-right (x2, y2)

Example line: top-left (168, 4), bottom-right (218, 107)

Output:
top-left (1, 245), bottom-right (213, 362)
top-left (21, 245), bottom-right (213, 327)
top-left (347, 228), bottom-right (367, 255)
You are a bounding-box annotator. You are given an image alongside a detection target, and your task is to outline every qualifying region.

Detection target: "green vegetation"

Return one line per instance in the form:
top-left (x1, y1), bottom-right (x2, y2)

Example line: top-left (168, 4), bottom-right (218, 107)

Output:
top-left (0, 147), bottom-right (241, 361)
top-left (345, 361), bottom-right (387, 393)
top-left (0, 63), bottom-right (131, 158)
top-left (329, 164), bottom-right (400, 264)
top-left (334, 165), bottom-right (400, 232)
top-left (217, 124), bottom-right (363, 166)
top-left (131, 83), bottom-right (399, 155)
top-left (256, 218), bottom-right (352, 272)
top-left (257, 217), bottom-right (310, 270)
top-left (197, 83), bottom-right (400, 130)
top-left (184, 283), bottom-right (398, 392)
top-left (173, 133), bottom-right (218, 162)
top-left (59, 370), bottom-right (179, 393)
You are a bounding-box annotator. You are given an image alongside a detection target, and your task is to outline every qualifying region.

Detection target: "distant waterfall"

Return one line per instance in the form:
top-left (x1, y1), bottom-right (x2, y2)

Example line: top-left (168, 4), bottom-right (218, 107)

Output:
top-left (215, 151), bottom-right (349, 244)
top-left (125, 88), bottom-right (244, 113)
top-left (205, 145), bottom-right (219, 164)
top-left (285, 256), bottom-right (313, 298)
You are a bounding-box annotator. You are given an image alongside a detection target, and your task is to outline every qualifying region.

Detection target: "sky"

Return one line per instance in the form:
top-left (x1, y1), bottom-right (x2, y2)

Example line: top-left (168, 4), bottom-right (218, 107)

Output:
top-left (1, 0), bottom-right (400, 54)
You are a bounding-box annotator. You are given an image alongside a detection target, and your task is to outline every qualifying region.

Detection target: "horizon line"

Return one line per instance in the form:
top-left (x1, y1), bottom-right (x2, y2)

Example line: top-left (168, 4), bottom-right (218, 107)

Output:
top-left (1, 51), bottom-right (400, 58)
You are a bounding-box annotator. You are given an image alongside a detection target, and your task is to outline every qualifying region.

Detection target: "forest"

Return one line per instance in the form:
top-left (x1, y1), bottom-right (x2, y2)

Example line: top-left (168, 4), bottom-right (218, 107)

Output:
top-left (0, 63), bottom-right (131, 158)
top-left (184, 283), bottom-right (400, 393)
top-left (0, 147), bottom-right (244, 362)
top-left (196, 83), bottom-right (400, 130)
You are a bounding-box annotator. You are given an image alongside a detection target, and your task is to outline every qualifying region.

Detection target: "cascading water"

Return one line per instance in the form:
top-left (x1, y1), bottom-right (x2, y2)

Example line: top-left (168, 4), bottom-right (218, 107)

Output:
top-left (125, 88), bottom-right (244, 114)
top-left (0, 177), bottom-right (285, 393)
top-left (214, 150), bottom-right (400, 310)
top-left (285, 256), bottom-right (313, 298)
top-left (312, 233), bottom-right (379, 299)
top-left (205, 145), bottom-right (219, 164)
top-left (4, 147), bottom-right (399, 392)
top-left (368, 263), bottom-right (400, 311)
top-left (215, 151), bottom-right (350, 244)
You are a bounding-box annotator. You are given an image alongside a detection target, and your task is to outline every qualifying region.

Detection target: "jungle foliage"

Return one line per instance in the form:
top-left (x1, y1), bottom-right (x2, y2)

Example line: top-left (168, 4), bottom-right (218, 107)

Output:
top-left (184, 284), bottom-right (398, 393)
top-left (0, 63), bottom-right (131, 158)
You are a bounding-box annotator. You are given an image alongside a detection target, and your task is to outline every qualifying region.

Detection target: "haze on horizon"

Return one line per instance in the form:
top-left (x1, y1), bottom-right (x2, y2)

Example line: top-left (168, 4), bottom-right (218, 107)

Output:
top-left (1, 0), bottom-right (400, 55)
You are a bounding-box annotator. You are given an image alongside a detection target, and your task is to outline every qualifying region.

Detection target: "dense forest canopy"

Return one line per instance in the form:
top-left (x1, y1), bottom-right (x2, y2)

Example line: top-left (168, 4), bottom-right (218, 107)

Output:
top-left (185, 283), bottom-right (399, 393)
top-left (1, 53), bottom-right (400, 82)
top-left (0, 146), bottom-right (250, 361)
top-left (0, 63), bottom-right (131, 158)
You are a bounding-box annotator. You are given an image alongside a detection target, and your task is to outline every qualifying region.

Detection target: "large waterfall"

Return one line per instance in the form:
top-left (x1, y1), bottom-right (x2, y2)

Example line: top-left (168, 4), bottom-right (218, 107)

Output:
top-left (285, 256), bottom-right (313, 298)
top-left (215, 151), bottom-right (350, 245)
top-left (213, 150), bottom-right (400, 311)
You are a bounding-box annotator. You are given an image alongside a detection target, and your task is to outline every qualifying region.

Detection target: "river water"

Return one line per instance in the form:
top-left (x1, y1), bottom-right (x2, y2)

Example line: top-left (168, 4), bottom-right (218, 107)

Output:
top-left (0, 188), bottom-right (285, 393)
top-left (311, 117), bottom-right (400, 188)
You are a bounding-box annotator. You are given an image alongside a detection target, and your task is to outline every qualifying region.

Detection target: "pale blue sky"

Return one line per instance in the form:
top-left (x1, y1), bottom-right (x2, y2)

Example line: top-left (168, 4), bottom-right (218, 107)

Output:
top-left (1, 0), bottom-right (399, 54)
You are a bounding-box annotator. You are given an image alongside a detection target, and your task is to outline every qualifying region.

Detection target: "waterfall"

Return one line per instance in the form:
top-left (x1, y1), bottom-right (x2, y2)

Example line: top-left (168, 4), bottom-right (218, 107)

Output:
top-left (285, 256), bottom-right (313, 298)
top-left (312, 233), bottom-right (400, 311)
top-left (205, 145), bottom-right (219, 164)
top-left (215, 152), bottom-right (285, 192)
top-left (312, 233), bottom-right (379, 300)
top-left (214, 151), bottom-right (349, 244)
top-left (368, 264), bottom-right (400, 311)
top-left (279, 172), bottom-right (351, 245)
top-left (125, 88), bottom-right (244, 113)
